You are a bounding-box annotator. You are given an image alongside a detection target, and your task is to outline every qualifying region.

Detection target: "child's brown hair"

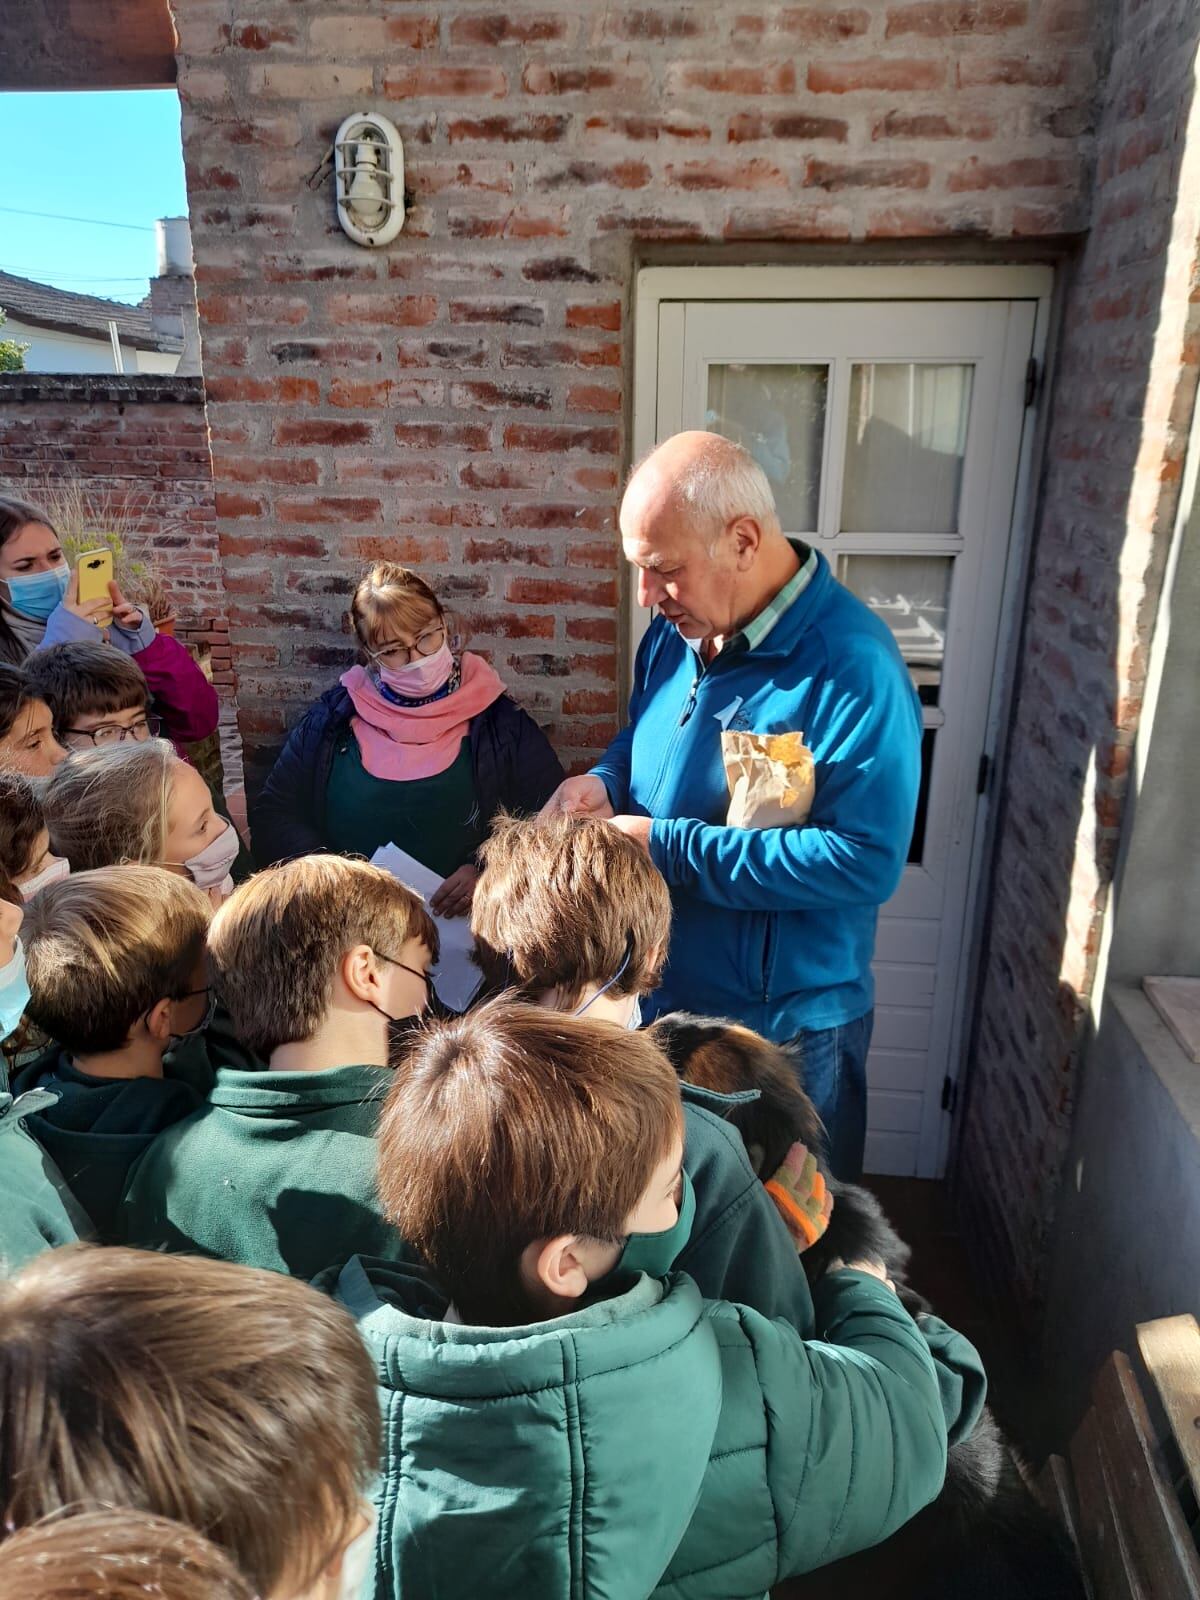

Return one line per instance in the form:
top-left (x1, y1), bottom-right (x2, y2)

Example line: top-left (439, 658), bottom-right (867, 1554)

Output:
top-left (23, 641), bottom-right (150, 740)
top-left (351, 561), bottom-right (444, 655)
top-left (208, 853), bottom-right (439, 1058)
top-left (0, 1245), bottom-right (380, 1600)
top-left (0, 769), bottom-right (45, 901)
top-left (41, 739), bottom-right (178, 870)
top-left (0, 1510), bottom-right (254, 1600)
top-left (23, 865), bottom-right (211, 1055)
top-left (376, 998), bottom-right (683, 1323)
top-left (471, 812), bottom-right (671, 1008)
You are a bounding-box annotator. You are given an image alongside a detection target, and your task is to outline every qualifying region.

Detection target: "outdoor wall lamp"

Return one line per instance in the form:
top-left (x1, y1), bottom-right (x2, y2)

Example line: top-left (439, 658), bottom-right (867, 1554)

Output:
top-left (333, 111), bottom-right (406, 247)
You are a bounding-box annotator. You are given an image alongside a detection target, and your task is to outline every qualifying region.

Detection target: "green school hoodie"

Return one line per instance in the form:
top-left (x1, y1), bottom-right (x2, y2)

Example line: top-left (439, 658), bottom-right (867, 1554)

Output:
top-left (0, 1073), bottom-right (89, 1271)
top-left (118, 1064), bottom-right (402, 1278)
top-left (12, 1048), bottom-right (201, 1242)
top-left (331, 1256), bottom-right (952, 1600)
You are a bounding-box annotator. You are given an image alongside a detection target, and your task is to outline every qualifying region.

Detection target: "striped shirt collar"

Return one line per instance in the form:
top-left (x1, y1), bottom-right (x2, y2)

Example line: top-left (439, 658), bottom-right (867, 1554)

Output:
top-left (731, 541), bottom-right (818, 654)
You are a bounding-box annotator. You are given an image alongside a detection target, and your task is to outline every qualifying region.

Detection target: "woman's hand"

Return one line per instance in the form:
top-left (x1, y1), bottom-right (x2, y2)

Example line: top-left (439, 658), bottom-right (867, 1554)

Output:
top-left (431, 862), bottom-right (478, 919)
top-left (539, 775), bottom-right (615, 820)
top-left (108, 581), bottom-right (145, 632)
top-left (61, 566), bottom-right (113, 629)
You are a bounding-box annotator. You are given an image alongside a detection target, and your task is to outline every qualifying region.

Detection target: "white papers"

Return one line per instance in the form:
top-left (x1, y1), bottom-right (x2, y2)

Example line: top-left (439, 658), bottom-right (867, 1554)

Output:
top-left (369, 843), bottom-right (481, 1013)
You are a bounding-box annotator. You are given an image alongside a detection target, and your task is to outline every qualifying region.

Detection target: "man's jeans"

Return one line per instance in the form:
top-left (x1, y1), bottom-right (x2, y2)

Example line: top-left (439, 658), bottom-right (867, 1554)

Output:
top-left (783, 1011), bottom-right (873, 1182)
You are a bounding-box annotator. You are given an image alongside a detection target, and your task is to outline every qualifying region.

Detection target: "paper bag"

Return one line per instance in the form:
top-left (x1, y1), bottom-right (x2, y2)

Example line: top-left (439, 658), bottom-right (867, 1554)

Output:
top-left (722, 730), bottom-right (815, 829)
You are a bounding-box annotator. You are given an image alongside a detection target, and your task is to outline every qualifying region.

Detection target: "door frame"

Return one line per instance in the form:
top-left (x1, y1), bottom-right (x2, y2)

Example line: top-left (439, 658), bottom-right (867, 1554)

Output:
top-left (631, 263), bottom-right (1055, 1176)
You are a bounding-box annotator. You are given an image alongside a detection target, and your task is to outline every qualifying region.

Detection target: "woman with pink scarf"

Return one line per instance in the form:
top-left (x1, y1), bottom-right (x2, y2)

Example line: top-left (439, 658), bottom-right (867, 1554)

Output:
top-left (251, 563), bottom-right (564, 916)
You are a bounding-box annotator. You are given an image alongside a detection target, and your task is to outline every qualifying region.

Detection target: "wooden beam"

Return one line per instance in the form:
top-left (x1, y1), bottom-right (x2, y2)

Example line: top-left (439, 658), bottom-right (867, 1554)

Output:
top-left (0, 0), bottom-right (177, 91)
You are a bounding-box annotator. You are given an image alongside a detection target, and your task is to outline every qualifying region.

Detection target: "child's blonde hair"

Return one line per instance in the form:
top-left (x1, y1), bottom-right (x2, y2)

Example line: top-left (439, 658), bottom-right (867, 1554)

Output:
top-left (350, 560), bottom-right (443, 654)
top-left (471, 812), bottom-right (672, 1009)
top-left (0, 1510), bottom-right (255, 1600)
top-left (209, 853), bottom-right (439, 1058)
top-left (0, 1245), bottom-right (380, 1599)
top-left (22, 864), bottom-right (211, 1054)
top-left (40, 739), bottom-right (178, 871)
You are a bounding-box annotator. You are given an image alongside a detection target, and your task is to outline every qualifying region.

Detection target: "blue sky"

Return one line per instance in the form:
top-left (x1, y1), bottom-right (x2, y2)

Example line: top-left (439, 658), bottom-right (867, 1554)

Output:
top-left (0, 91), bottom-right (188, 306)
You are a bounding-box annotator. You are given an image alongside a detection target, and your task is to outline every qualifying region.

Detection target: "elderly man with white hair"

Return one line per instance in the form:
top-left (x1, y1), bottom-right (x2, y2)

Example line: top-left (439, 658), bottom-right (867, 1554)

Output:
top-left (542, 430), bottom-right (921, 1179)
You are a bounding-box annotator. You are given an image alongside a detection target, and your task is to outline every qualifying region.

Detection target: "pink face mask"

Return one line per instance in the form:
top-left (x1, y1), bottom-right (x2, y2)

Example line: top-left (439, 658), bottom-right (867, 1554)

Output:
top-left (377, 640), bottom-right (455, 698)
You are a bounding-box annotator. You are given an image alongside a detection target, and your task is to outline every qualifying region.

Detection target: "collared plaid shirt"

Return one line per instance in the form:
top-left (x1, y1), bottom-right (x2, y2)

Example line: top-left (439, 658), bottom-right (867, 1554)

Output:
top-left (728, 541), bottom-right (818, 655)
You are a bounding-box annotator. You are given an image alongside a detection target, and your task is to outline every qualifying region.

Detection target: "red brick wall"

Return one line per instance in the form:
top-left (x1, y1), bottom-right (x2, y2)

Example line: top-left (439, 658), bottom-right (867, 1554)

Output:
top-left (954, 0), bottom-right (1200, 1317)
top-left (172, 0), bottom-right (1101, 789)
top-left (0, 374), bottom-right (236, 772)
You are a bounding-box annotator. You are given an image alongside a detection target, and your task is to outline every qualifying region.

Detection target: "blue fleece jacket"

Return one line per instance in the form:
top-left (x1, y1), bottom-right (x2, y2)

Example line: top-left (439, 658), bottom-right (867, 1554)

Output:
top-left (591, 551), bottom-right (922, 1037)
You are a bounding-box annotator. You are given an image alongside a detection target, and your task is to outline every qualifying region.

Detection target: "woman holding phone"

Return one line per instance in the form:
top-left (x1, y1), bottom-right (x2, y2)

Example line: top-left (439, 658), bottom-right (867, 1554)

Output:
top-left (252, 561), bottom-right (564, 916)
top-left (0, 495), bottom-right (219, 758)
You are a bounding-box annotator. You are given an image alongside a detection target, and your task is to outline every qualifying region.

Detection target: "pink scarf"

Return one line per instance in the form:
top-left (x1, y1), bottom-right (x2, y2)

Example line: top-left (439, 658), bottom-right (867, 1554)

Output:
top-left (341, 653), bottom-right (506, 781)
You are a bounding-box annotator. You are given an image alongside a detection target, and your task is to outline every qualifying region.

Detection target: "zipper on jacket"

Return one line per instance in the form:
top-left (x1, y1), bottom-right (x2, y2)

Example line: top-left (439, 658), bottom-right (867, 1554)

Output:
top-left (679, 671), bottom-right (700, 726)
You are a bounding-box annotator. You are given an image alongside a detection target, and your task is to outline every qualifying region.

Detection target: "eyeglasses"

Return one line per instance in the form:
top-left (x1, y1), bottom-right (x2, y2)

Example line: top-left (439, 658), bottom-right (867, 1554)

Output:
top-left (367, 624), bottom-right (446, 669)
top-left (63, 713), bottom-right (162, 748)
top-left (373, 950), bottom-right (434, 1005)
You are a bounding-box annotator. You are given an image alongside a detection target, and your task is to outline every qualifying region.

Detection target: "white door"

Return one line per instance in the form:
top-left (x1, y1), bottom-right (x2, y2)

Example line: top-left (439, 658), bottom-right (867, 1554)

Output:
top-left (644, 294), bottom-right (1038, 1177)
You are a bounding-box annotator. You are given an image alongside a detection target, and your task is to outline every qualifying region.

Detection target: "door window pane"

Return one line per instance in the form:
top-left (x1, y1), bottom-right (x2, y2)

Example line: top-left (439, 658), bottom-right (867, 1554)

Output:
top-left (838, 553), bottom-right (951, 706)
top-left (842, 364), bottom-right (973, 535)
top-left (706, 362), bottom-right (827, 532)
top-left (908, 728), bottom-right (936, 863)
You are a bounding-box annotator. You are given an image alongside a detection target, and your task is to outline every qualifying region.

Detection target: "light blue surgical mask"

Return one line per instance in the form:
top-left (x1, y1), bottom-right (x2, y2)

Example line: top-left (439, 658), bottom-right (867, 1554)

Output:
top-left (0, 938), bottom-right (30, 1041)
top-left (4, 564), bottom-right (69, 622)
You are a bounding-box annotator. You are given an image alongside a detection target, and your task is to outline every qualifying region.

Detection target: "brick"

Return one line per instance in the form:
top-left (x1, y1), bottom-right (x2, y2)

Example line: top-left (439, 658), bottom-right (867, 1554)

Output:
top-left (947, 156), bottom-right (1073, 191)
top-left (523, 62), bottom-right (652, 94)
top-left (566, 302), bottom-right (622, 331)
top-left (503, 424), bottom-right (620, 454)
top-left (957, 55), bottom-right (1068, 87)
top-left (523, 257), bottom-right (602, 284)
top-left (449, 13), bottom-right (571, 45)
top-left (246, 63), bottom-right (373, 98)
top-left (309, 14), bottom-right (438, 51)
top-left (667, 158), bottom-right (789, 190)
top-left (808, 58), bottom-right (945, 92)
top-left (393, 422), bottom-right (492, 451)
top-left (586, 113), bottom-right (712, 142)
top-left (395, 338), bottom-right (489, 369)
top-left (447, 207), bottom-right (570, 239)
top-left (230, 22), bottom-right (297, 49)
top-left (505, 577), bottom-right (618, 607)
top-left (807, 157), bottom-right (931, 190)
top-left (567, 384), bottom-right (623, 414)
top-left (450, 380), bottom-right (553, 410)
top-left (450, 300), bottom-right (545, 326)
top-left (728, 111), bottom-right (849, 143)
top-left (341, 536), bottom-right (453, 564)
top-left (198, 294), bottom-right (308, 327)
top-left (537, 159), bottom-right (653, 190)
top-left (383, 66), bottom-right (507, 98)
top-left (446, 114), bottom-right (570, 143)
top-left (887, 0), bottom-right (1027, 32)
top-left (273, 419), bottom-right (374, 446)
top-left (667, 63), bottom-right (797, 95)
top-left (602, 8), bottom-right (710, 38)
top-left (214, 491), bottom-right (263, 519)
top-left (872, 109), bottom-right (996, 140)
top-left (268, 339), bottom-right (382, 366)
top-left (464, 537), bottom-right (554, 568)
top-left (215, 456), bottom-right (320, 486)
top-left (328, 295), bottom-right (438, 328)
top-left (502, 503), bottom-right (613, 531)
top-left (327, 379), bottom-right (392, 409)
top-left (563, 688), bottom-right (618, 714)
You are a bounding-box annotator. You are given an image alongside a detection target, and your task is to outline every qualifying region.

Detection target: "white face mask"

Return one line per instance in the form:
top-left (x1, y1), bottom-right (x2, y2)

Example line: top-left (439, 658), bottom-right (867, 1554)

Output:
top-left (18, 855), bottom-right (69, 902)
top-left (171, 819), bottom-right (240, 891)
top-left (626, 995), bottom-right (643, 1031)
top-left (333, 1507), bottom-right (377, 1600)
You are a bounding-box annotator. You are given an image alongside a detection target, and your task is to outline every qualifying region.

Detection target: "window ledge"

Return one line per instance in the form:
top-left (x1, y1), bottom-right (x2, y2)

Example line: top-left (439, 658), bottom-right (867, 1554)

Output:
top-left (1110, 984), bottom-right (1200, 1147)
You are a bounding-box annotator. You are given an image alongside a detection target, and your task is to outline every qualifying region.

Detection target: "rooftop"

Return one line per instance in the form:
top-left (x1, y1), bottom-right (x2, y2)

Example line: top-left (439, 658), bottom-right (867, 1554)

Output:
top-left (0, 269), bottom-right (182, 352)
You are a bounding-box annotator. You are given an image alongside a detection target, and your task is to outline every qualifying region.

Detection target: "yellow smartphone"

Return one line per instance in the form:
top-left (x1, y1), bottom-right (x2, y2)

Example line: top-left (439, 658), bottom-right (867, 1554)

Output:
top-left (76, 548), bottom-right (114, 626)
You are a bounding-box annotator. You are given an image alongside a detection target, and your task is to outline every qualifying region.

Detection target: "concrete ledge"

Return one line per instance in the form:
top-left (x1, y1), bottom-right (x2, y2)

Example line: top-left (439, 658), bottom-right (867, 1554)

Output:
top-left (1110, 984), bottom-right (1200, 1146)
top-left (0, 374), bottom-right (204, 405)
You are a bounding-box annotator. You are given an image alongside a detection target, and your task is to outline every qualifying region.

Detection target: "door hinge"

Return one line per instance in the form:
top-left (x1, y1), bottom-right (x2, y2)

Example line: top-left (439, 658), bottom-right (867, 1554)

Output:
top-left (1024, 356), bottom-right (1038, 408)
top-left (976, 752), bottom-right (991, 796)
top-left (941, 1075), bottom-right (958, 1114)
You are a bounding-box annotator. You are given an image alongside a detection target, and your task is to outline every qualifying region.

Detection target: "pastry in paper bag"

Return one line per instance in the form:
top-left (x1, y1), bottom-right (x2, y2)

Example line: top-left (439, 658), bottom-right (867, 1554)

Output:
top-left (722, 730), bottom-right (815, 829)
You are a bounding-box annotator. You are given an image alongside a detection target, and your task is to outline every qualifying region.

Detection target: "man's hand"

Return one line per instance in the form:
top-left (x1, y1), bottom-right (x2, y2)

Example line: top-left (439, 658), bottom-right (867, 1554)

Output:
top-left (108, 581), bottom-right (145, 632)
top-left (430, 862), bottom-right (478, 918)
top-left (607, 814), bottom-right (652, 853)
top-left (539, 775), bottom-right (615, 821)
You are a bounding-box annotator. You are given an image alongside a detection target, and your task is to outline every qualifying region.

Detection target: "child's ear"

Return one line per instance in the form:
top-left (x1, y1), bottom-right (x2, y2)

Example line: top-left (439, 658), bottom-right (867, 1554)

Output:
top-left (523, 1235), bottom-right (591, 1303)
top-left (144, 997), bottom-right (175, 1045)
top-left (340, 943), bottom-right (382, 1005)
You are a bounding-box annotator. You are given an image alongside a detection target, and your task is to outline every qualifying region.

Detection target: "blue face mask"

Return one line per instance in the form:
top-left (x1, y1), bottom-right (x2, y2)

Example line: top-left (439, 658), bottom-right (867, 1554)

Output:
top-left (5, 564), bottom-right (69, 622)
top-left (574, 935), bottom-right (637, 1022)
top-left (0, 939), bottom-right (30, 1042)
top-left (613, 1169), bottom-right (696, 1279)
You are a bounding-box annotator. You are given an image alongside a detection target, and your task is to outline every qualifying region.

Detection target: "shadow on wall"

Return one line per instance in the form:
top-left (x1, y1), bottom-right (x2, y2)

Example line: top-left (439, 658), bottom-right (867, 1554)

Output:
top-left (952, 0), bottom-right (1200, 1341)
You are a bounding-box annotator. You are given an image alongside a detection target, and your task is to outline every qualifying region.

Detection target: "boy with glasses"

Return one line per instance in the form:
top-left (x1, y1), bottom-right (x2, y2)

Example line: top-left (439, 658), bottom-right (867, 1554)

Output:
top-left (24, 637), bottom-right (217, 757)
top-left (120, 854), bottom-right (438, 1278)
top-left (12, 864), bottom-right (215, 1237)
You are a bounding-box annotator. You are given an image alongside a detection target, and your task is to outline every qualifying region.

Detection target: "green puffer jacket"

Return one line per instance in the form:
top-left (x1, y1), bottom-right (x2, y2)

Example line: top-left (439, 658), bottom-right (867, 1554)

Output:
top-left (331, 1257), bottom-right (953, 1600)
top-left (0, 1078), bottom-right (89, 1272)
